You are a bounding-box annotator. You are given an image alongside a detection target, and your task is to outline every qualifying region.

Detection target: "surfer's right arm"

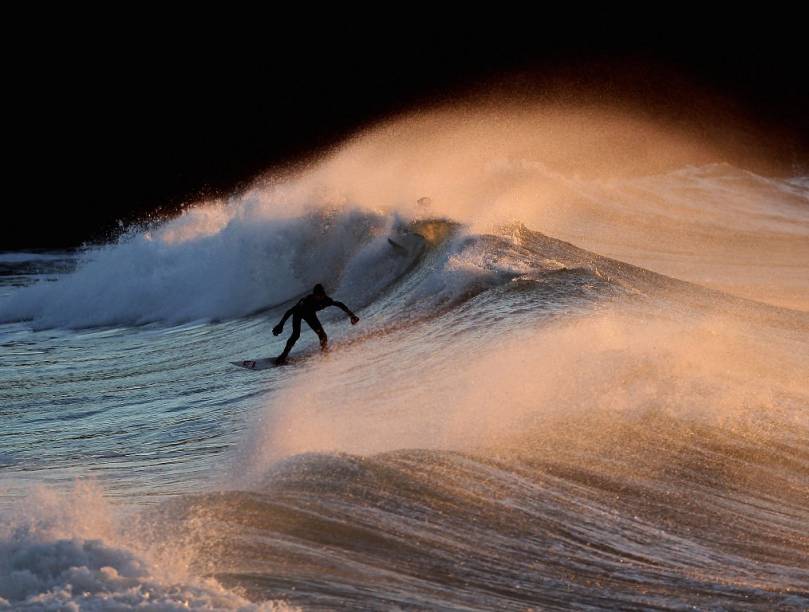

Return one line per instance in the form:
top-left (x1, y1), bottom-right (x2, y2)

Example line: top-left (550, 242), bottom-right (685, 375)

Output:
top-left (272, 304), bottom-right (298, 335)
top-left (329, 300), bottom-right (359, 325)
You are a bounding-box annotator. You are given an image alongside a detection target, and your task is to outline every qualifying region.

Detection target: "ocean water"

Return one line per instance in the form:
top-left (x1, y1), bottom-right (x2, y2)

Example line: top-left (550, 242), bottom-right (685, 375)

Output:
top-left (1, 107), bottom-right (809, 610)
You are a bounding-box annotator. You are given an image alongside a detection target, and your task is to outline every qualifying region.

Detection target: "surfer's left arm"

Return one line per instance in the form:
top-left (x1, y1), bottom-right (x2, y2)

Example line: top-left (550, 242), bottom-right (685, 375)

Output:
top-left (331, 300), bottom-right (359, 324)
top-left (272, 303), bottom-right (298, 335)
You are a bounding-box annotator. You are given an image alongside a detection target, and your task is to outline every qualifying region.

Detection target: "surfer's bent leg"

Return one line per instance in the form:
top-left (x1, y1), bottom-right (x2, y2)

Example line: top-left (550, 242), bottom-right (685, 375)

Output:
top-left (277, 313), bottom-right (302, 363)
top-left (304, 314), bottom-right (328, 352)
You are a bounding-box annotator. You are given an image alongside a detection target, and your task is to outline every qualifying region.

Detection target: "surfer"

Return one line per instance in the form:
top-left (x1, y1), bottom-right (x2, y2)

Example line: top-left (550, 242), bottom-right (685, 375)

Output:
top-left (272, 284), bottom-right (359, 365)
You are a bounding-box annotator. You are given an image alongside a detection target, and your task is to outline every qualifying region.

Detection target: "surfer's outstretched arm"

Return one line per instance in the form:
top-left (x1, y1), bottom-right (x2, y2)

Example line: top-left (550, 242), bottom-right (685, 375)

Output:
top-left (331, 301), bottom-right (359, 324)
top-left (273, 305), bottom-right (297, 335)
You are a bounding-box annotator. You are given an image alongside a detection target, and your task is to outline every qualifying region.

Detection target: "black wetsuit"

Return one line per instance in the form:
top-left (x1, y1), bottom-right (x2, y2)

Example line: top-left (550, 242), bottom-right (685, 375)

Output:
top-left (276, 294), bottom-right (355, 362)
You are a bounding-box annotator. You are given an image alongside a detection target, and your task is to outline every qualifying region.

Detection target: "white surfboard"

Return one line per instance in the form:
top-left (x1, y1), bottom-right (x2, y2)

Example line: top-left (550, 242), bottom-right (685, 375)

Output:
top-left (231, 357), bottom-right (287, 370)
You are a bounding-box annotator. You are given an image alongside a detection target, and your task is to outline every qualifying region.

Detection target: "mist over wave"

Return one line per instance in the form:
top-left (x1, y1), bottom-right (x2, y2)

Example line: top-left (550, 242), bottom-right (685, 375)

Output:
top-left (2, 104), bottom-right (808, 330)
top-left (2, 166), bottom-right (807, 330)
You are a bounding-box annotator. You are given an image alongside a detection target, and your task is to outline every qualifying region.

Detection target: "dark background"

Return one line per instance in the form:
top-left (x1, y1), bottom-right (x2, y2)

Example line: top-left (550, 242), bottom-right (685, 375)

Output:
top-left (5, 20), bottom-right (809, 250)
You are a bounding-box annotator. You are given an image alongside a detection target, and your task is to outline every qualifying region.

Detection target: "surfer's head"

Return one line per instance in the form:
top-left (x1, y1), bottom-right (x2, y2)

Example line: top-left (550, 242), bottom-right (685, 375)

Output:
top-left (313, 284), bottom-right (327, 300)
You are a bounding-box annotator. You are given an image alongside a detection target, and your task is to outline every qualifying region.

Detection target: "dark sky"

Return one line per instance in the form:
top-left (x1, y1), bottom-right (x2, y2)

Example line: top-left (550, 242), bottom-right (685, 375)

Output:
top-left (6, 22), bottom-right (808, 249)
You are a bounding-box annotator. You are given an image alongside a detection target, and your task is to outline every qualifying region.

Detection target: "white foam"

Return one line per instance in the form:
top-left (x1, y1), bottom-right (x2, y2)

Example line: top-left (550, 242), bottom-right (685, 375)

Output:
top-left (0, 538), bottom-right (283, 610)
top-left (0, 205), bottom-right (394, 329)
top-left (0, 483), bottom-right (294, 611)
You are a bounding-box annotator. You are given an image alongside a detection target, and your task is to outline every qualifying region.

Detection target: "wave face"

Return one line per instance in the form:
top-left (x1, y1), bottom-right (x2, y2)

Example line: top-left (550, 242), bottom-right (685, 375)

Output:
top-left (1, 104), bottom-right (808, 609)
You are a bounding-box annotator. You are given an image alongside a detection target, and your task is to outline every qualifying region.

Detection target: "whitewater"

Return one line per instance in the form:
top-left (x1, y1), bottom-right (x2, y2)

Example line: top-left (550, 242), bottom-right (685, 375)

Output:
top-left (1, 105), bottom-right (808, 610)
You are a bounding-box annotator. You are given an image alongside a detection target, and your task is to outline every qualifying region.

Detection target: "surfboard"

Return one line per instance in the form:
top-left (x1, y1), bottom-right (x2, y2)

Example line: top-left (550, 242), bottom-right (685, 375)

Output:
top-left (233, 344), bottom-right (341, 370)
top-left (231, 357), bottom-right (289, 370)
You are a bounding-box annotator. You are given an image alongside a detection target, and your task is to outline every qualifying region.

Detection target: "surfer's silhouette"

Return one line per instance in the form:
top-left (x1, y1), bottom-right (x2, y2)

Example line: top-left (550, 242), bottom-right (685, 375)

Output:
top-left (272, 284), bottom-right (359, 365)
